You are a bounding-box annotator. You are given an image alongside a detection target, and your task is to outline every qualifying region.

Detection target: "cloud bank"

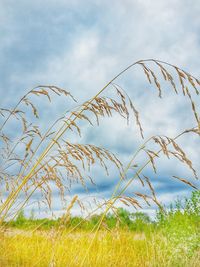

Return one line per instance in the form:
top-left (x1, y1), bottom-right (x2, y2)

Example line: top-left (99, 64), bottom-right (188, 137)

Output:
top-left (0, 0), bottom-right (199, 217)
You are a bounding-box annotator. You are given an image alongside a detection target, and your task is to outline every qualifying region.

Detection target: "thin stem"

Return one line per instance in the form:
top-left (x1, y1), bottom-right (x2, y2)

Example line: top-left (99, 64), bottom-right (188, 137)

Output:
top-left (0, 59), bottom-right (142, 219)
top-left (80, 127), bottom-right (194, 266)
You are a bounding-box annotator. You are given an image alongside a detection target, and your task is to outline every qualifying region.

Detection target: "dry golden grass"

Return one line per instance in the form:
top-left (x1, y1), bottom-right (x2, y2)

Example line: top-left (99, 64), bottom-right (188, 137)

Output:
top-left (0, 229), bottom-right (199, 267)
top-left (0, 59), bottom-right (199, 222)
top-left (0, 59), bottom-right (199, 266)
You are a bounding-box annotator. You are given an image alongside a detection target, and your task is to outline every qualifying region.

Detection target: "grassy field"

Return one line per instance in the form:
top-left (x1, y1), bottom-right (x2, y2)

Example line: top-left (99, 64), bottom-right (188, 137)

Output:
top-left (0, 228), bottom-right (199, 266)
top-left (0, 191), bottom-right (199, 267)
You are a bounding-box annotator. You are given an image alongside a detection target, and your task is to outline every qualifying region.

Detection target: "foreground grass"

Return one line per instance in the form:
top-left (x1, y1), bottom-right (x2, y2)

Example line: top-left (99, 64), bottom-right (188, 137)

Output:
top-left (0, 228), bottom-right (199, 267)
top-left (0, 191), bottom-right (199, 266)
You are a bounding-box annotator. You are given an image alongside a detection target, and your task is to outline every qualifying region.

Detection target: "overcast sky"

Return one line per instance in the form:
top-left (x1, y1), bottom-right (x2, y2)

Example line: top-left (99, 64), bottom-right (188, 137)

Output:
top-left (0, 0), bottom-right (199, 218)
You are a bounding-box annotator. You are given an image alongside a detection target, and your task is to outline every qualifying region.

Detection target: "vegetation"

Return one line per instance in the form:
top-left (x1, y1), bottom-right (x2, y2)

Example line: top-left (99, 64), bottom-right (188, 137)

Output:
top-left (0, 59), bottom-right (199, 265)
top-left (0, 191), bottom-right (199, 266)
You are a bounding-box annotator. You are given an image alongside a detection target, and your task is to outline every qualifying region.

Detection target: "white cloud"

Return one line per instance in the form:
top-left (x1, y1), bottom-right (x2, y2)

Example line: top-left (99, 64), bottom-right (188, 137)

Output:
top-left (0, 0), bottom-right (199, 216)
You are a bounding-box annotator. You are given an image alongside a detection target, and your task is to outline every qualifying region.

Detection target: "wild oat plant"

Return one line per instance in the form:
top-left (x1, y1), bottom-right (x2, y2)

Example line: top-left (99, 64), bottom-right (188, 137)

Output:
top-left (0, 59), bottom-right (199, 265)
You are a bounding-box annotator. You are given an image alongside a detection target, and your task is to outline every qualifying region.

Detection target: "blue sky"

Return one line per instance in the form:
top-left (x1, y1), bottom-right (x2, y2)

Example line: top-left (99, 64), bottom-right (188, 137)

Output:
top-left (0, 0), bottom-right (200, 218)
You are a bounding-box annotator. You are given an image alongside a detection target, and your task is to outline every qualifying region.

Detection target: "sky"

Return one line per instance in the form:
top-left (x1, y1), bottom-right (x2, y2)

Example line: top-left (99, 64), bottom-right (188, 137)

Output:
top-left (0, 0), bottom-right (200, 218)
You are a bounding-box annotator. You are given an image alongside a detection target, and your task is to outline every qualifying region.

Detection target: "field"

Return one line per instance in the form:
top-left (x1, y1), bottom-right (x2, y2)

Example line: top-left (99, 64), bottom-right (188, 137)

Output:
top-left (0, 229), bottom-right (199, 267)
top-left (0, 191), bottom-right (199, 267)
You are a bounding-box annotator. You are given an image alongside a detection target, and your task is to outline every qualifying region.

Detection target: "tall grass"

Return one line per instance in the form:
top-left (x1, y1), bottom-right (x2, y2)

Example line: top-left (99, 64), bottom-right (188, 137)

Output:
top-left (0, 59), bottom-right (199, 265)
top-left (0, 191), bottom-right (199, 266)
top-left (1, 230), bottom-right (199, 267)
